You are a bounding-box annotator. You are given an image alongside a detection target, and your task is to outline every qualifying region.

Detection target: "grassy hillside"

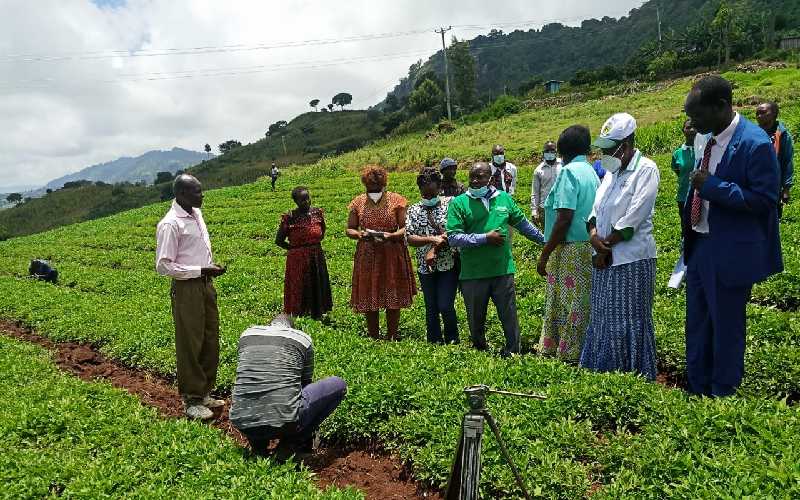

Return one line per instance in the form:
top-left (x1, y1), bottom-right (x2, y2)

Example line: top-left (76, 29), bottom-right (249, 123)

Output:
top-left (0, 183), bottom-right (162, 241)
top-left (0, 67), bottom-right (799, 497)
top-left (0, 110), bottom-right (382, 240)
top-left (190, 110), bottom-right (383, 188)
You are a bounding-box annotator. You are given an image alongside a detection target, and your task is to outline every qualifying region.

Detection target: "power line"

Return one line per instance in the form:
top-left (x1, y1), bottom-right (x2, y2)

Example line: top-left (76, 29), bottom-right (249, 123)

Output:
top-left (0, 48), bottom-right (438, 89)
top-left (0, 13), bottom-right (638, 64)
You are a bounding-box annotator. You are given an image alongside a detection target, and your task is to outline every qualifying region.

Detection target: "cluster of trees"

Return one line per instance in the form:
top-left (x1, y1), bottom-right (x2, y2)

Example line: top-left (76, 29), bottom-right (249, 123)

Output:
top-left (573, 0), bottom-right (795, 84)
top-left (380, 38), bottom-right (478, 135)
top-left (218, 139), bottom-right (243, 155)
top-left (309, 92), bottom-right (353, 113)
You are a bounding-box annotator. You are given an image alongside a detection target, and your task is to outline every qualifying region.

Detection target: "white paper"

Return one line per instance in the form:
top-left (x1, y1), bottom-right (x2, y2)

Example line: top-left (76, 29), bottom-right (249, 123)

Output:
top-left (668, 253), bottom-right (687, 289)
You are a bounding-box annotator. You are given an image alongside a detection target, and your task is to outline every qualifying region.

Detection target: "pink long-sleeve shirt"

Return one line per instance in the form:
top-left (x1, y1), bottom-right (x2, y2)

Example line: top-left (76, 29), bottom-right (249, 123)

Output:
top-left (155, 200), bottom-right (213, 280)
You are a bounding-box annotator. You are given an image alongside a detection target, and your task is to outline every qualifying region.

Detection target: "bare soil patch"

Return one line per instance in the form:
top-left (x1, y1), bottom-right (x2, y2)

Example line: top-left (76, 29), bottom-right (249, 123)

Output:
top-left (0, 320), bottom-right (440, 500)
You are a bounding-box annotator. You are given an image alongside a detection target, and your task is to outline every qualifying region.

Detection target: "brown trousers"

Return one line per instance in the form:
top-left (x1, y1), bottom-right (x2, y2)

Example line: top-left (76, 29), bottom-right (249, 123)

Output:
top-left (171, 277), bottom-right (219, 404)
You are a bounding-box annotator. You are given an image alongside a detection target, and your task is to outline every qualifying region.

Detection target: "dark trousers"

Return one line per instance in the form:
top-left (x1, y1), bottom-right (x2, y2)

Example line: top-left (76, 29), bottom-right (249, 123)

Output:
top-left (677, 201), bottom-right (687, 229)
top-left (171, 278), bottom-right (219, 403)
top-left (685, 236), bottom-right (752, 397)
top-left (242, 376), bottom-right (347, 452)
top-left (460, 274), bottom-right (520, 356)
top-left (418, 269), bottom-right (459, 344)
top-left (271, 177), bottom-right (277, 190)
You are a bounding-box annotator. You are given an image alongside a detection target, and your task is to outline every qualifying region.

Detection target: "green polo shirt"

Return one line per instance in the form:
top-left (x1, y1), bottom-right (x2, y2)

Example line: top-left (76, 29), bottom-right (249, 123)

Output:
top-left (446, 190), bottom-right (525, 280)
top-left (543, 156), bottom-right (599, 243)
top-left (671, 145), bottom-right (695, 203)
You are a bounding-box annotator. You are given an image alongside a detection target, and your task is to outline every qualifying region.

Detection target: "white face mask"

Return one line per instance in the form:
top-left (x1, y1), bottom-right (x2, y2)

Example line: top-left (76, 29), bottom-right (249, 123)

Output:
top-left (492, 154), bottom-right (505, 165)
top-left (543, 152), bottom-right (557, 162)
top-left (600, 155), bottom-right (622, 173)
top-left (367, 192), bottom-right (383, 203)
top-left (600, 144), bottom-right (624, 173)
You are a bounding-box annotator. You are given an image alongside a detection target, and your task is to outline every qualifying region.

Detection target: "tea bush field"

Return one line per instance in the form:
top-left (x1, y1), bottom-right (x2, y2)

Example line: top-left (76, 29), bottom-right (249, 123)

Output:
top-left (1, 67), bottom-right (799, 497)
top-left (0, 336), bottom-right (359, 499)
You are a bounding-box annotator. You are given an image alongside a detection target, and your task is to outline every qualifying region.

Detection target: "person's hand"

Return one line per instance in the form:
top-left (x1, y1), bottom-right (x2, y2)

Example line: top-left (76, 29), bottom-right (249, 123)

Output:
top-left (690, 169), bottom-right (709, 190)
top-left (201, 264), bottom-right (226, 277)
top-left (782, 187), bottom-right (791, 205)
top-left (592, 253), bottom-right (611, 270)
top-left (431, 234), bottom-right (447, 247)
top-left (590, 233), bottom-right (611, 254)
top-left (536, 253), bottom-right (549, 277)
top-left (485, 230), bottom-right (505, 246)
top-left (358, 230), bottom-right (373, 241)
top-left (425, 247), bottom-right (438, 268)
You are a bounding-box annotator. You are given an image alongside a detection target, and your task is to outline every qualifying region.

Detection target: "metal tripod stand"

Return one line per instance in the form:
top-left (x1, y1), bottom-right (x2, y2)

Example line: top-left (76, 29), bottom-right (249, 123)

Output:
top-left (444, 385), bottom-right (547, 500)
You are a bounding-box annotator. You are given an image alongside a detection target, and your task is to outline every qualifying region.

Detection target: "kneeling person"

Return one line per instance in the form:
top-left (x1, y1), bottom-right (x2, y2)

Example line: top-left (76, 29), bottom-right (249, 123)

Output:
top-left (230, 315), bottom-right (347, 458)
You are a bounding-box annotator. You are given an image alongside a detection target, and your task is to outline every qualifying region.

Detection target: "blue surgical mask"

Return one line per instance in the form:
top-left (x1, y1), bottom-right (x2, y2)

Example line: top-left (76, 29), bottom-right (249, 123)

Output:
top-left (543, 152), bottom-right (557, 162)
top-left (421, 196), bottom-right (440, 207)
top-left (492, 154), bottom-right (505, 165)
top-left (468, 186), bottom-right (489, 198)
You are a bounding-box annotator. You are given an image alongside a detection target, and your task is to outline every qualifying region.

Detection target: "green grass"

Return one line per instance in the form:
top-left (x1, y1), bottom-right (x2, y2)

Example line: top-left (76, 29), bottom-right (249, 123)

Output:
top-left (0, 335), bottom-right (359, 499)
top-left (1, 67), bottom-right (799, 497)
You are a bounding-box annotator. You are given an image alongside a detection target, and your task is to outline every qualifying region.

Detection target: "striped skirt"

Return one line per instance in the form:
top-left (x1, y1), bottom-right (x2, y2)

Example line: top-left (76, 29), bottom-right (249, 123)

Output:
top-left (539, 242), bottom-right (593, 363)
top-left (580, 258), bottom-right (657, 381)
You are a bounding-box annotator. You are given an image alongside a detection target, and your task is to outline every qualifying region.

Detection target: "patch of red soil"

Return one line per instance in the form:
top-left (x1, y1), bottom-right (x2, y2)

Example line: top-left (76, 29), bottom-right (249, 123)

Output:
top-left (0, 320), bottom-right (440, 500)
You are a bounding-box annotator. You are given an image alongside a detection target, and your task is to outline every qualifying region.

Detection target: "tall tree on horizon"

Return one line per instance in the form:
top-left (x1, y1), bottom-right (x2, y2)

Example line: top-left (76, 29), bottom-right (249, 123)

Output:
top-left (309, 98), bottom-right (320, 112)
top-left (332, 92), bottom-right (353, 111)
top-left (204, 143), bottom-right (212, 159)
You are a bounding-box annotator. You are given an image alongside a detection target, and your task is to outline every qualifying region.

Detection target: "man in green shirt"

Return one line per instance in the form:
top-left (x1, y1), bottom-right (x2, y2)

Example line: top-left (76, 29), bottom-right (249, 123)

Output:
top-left (447, 162), bottom-right (545, 357)
top-left (672, 118), bottom-right (697, 226)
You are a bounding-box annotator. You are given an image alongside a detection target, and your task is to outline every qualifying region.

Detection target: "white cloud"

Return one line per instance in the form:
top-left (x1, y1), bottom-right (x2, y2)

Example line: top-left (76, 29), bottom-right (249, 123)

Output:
top-left (0, 0), bottom-right (643, 188)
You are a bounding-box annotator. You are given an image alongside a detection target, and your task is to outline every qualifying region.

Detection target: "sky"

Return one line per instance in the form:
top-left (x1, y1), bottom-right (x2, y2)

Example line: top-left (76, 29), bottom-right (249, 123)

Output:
top-left (0, 0), bottom-right (644, 190)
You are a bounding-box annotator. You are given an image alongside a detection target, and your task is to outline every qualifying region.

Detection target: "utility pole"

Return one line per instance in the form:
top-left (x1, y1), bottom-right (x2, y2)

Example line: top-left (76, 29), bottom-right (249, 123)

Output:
top-left (656, 4), bottom-right (662, 50)
top-left (436, 26), bottom-right (453, 121)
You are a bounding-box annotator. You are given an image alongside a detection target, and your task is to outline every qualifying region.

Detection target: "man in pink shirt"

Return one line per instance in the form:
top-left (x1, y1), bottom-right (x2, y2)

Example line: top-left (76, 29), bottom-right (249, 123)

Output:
top-left (156, 174), bottom-right (226, 420)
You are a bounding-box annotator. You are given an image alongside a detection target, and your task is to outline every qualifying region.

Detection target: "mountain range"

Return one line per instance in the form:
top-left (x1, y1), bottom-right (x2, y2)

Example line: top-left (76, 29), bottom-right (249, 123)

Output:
top-left (43, 147), bottom-right (211, 191)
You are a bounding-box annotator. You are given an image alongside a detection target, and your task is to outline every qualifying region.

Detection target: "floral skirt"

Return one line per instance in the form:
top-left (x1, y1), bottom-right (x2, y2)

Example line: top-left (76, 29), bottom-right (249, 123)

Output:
top-left (579, 258), bottom-right (657, 381)
top-left (539, 242), bottom-right (592, 362)
top-left (350, 240), bottom-right (417, 313)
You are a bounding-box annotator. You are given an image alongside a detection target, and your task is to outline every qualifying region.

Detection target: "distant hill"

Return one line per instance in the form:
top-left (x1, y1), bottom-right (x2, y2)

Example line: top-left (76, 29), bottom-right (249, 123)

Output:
top-left (0, 110), bottom-right (382, 239)
top-left (44, 147), bottom-right (210, 190)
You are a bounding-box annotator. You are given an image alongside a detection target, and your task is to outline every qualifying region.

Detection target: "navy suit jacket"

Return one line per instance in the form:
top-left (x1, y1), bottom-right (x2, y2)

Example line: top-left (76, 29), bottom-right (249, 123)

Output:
top-left (682, 116), bottom-right (783, 287)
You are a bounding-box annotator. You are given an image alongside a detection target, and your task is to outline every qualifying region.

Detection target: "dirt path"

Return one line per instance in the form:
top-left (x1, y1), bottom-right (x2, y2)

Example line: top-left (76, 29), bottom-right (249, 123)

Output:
top-left (0, 320), bottom-right (441, 500)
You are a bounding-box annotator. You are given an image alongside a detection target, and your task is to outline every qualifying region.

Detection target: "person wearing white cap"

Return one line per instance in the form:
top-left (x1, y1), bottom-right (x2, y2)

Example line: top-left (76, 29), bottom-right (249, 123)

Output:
top-left (579, 112), bottom-right (660, 381)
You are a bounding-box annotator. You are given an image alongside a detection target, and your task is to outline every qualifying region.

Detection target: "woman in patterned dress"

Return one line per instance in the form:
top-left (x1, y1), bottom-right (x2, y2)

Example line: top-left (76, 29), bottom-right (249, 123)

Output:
top-left (406, 167), bottom-right (459, 344)
top-left (536, 126), bottom-right (600, 363)
top-left (275, 186), bottom-right (333, 319)
top-left (346, 166), bottom-right (417, 340)
top-left (580, 113), bottom-right (660, 381)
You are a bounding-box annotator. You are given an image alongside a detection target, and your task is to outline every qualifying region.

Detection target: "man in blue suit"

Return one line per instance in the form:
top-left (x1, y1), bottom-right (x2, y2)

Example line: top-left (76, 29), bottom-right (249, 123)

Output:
top-left (682, 76), bottom-right (783, 397)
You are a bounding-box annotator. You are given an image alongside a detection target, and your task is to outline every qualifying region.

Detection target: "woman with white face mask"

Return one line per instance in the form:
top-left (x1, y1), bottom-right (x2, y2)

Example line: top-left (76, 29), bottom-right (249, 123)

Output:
top-left (346, 165), bottom-right (417, 340)
top-left (580, 113), bottom-right (660, 381)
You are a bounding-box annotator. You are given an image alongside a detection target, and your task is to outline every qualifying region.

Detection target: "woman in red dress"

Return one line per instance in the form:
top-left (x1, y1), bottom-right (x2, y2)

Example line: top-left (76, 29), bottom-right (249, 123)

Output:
top-left (275, 186), bottom-right (333, 319)
top-left (346, 166), bottom-right (417, 340)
